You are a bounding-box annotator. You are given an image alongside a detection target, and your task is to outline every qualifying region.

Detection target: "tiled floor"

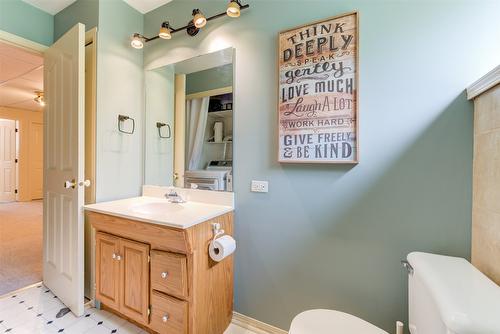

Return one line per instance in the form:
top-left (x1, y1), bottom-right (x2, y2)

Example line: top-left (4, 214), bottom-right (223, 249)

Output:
top-left (0, 284), bottom-right (257, 334)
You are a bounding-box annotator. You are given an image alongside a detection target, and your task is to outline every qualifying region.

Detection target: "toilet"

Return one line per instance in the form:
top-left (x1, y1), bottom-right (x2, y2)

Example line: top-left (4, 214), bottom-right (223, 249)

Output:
top-left (289, 252), bottom-right (500, 334)
top-left (289, 309), bottom-right (388, 334)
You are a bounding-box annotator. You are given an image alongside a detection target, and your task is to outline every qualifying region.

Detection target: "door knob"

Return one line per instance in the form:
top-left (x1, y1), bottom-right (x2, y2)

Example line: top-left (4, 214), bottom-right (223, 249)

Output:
top-left (161, 272), bottom-right (168, 279)
top-left (162, 314), bottom-right (169, 322)
top-left (64, 179), bottom-right (76, 189)
top-left (79, 180), bottom-right (91, 187)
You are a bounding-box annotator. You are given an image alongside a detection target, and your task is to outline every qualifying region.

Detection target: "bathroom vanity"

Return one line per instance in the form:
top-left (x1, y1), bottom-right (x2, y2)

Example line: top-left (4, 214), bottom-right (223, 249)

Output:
top-left (85, 189), bottom-right (234, 334)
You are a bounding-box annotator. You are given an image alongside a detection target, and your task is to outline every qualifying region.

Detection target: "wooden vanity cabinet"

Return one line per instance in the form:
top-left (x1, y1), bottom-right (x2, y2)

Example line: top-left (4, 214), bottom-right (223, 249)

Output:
top-left (89, 211), bottom-right (234, 334)
top-left (95, 232), bottom-right (150, 325)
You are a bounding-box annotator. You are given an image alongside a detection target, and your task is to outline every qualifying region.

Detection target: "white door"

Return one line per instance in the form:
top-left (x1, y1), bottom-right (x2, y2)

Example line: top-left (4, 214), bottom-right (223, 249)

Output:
top-left (30, 121), bottom-right (43, 199)
top-left (43, 23), bottom-right (85, 316)
top-left (0, 119), bottom-right (16, 202)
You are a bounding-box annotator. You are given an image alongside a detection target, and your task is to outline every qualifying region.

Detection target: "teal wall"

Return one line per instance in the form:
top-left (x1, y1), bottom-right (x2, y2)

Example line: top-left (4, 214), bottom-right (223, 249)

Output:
top-left (186, 63), bottom-right (233, 94)
top-left (95, 0), bottom-right (144, 202)
top-left (54, 0), bottom-right (99, 41)
top-left (0, 0), bottom-right (53, 45)
top-left (144, 0), bottom-right (500, 331)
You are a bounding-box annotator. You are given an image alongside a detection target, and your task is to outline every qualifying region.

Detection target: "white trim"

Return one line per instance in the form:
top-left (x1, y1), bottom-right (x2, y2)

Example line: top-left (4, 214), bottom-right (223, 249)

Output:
top-left (466, 65), bottom-right (500, 100)
top-left (0, 30), bottom-right (48, 54)
top-left (232, 312), bottom-right (288, 334)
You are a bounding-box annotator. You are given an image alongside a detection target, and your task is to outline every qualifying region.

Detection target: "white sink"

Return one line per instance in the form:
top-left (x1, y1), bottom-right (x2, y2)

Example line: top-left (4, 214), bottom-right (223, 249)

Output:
top-left (130, 202), bottom-right (184, 215)
top-left (84, 189), bottom-right (234, 229)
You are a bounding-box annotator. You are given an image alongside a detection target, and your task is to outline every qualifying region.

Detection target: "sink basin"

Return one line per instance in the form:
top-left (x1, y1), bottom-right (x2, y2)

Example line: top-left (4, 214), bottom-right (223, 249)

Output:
top-left (131, 202), bottom-right (184, 215)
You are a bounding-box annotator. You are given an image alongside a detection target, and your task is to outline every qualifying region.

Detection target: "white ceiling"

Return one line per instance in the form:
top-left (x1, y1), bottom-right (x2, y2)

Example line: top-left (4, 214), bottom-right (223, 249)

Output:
top-left (21, 0), bottom-right (77, 15)
top-left (0, 42), bottom-right (44, 112)
top-left (22, 0), bottom-right (173, 15)
top-left (123, 0), bottom-right (173, 14)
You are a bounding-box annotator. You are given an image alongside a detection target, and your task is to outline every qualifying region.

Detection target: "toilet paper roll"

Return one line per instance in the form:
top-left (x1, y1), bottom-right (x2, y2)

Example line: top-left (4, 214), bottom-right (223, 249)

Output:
top-left (209, 235), bottom-right (236, 262)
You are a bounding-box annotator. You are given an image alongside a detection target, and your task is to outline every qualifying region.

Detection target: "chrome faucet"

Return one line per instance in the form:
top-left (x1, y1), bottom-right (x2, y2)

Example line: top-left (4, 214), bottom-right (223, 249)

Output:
top-left (165, 188), bottom-right (186, 203)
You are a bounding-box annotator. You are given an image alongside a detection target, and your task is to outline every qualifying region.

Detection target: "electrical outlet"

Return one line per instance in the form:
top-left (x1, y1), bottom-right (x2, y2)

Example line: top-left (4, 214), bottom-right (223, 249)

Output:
top-left (251, 180), bottom-right (268, 193)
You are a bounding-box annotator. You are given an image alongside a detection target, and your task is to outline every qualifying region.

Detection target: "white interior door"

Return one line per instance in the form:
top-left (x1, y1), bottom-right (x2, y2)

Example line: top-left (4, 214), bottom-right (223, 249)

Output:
top-left (43, 23), bottom-right (85, 316)
top-left (0, 119), bottom-right (16, 202)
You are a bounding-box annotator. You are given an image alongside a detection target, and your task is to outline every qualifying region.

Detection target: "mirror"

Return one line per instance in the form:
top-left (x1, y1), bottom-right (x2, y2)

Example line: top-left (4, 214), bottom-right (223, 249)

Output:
top-left (145, 48), bottom-right (234, 192)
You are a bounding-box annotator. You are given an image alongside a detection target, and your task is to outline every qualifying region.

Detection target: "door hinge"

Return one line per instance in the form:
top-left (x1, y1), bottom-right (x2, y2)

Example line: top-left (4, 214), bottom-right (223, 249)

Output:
top-left (148, 255), bottom-right (151, 263)
top-left (15, 128), bottom-right (18, 133)
top-left (148, 307), bottom-right (151, 316)
top-left (14, 189), bottom-right (18, 194)
top-left (15, 158), bottom-right (18, 163)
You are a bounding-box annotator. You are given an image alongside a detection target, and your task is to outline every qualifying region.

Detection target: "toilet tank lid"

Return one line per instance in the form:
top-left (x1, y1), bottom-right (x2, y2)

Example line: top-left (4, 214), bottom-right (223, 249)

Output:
top-left (408, 252), bottom-right (500, 334)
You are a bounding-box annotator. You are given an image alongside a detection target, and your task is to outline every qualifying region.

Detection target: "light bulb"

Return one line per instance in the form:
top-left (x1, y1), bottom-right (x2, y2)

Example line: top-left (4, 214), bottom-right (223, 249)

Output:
top-left (226, 1), bottom-right (240, 18)
top-left (159, 22), bottom-right (172, 39)
top-left (130, 33), bottom-right (144, 49)
top-left (192, 9), bottom-right (206, 28)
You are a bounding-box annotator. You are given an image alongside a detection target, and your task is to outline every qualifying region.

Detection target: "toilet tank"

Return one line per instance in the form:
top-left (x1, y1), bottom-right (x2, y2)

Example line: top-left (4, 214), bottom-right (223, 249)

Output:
top-left (407, 252), bottom-right (500, 334)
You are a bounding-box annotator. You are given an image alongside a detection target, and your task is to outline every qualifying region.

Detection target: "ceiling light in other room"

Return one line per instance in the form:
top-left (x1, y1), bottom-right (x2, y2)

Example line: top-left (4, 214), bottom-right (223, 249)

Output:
top-left (131, 33), bottom-right (144, 49)
top-left (226, 0), bottom-right (241, 17)
top-left (159, 22), bottom-right (172, 39)
top-left (192, 9), bottom-right (207, 28)
top-left (34, 91), bottom-right (45, 107)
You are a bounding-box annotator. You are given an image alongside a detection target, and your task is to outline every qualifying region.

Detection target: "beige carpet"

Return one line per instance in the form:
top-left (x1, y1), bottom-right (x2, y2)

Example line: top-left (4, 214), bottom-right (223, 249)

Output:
top-left (0, 200), bottom-right (43, 296)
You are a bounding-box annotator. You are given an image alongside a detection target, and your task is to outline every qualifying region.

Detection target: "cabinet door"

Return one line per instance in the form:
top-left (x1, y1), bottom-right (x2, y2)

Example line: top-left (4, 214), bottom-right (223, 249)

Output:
top-left (119, 238), bottom-right (150, 325)
top-left (95, 232), bottom-right (120, 310)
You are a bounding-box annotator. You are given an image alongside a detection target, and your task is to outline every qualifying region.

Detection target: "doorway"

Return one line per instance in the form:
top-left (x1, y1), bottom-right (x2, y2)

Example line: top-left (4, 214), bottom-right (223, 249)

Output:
top-left (0, 27), bottom-right (97, 306)
top-left (0, 40), bottom-right (45, 295)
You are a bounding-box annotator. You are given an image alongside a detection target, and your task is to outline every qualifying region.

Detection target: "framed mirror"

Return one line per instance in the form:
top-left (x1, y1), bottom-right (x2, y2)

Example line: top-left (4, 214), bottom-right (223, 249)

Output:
top-left (144, 48), bottom-right (234, 192)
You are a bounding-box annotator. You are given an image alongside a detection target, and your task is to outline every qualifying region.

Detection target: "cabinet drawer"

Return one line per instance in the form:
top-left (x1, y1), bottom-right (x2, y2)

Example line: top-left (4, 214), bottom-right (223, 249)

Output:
top-left (150, 291), bottom-right (188, 334)
top-left (151, 250), bottom-right (188, 299)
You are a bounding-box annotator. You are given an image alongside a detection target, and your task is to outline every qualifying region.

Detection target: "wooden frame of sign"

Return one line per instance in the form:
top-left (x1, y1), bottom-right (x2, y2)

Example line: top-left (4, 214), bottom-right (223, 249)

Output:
top-left (277, 11), bottom-right (359, 164)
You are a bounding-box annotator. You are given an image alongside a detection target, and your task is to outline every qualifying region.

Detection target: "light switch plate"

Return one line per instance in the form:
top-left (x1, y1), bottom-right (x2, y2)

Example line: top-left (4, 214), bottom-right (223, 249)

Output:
top-left (251, 180), bottom-right (268, 193)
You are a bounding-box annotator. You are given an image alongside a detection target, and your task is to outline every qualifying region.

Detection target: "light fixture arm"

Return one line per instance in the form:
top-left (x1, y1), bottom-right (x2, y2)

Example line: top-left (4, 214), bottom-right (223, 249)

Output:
top-left (136, 3), bottom-right (250, 44)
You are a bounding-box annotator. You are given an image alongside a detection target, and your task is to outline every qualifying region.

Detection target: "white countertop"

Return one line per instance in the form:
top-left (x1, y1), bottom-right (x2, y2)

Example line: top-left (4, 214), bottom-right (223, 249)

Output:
top-left (84, 196), bottom-right (233, 229)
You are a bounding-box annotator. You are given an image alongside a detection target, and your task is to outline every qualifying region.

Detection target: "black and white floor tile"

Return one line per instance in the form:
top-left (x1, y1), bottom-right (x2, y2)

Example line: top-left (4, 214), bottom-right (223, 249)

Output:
top-left (0, 285), bottom-right (256, 334)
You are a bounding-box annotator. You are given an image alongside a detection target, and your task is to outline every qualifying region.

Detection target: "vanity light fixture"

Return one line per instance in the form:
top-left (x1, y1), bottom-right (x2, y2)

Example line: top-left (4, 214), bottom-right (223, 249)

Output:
top-left (192, 9), bottom-right (207, 28)
top-left (130, 33), bottom-right (144, 49)
top-left (130, 1), bottom-right (249, 48)
top-left (226, 0), bottom-right (241, 18)
top-left (159, 22), bottom-right (172, 39)
top-left (34, 91), bottom-right (45, 106)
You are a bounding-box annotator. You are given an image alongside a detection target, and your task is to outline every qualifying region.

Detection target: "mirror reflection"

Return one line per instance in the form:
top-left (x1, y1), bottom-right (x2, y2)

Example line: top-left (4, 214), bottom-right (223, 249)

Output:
top-left (145, 48), bottom-right (234, 192)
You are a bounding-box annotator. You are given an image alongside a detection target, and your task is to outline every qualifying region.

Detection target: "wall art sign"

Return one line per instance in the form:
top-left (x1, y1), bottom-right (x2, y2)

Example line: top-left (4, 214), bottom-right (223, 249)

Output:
top-left (278, 11), bottom-right (358, 163)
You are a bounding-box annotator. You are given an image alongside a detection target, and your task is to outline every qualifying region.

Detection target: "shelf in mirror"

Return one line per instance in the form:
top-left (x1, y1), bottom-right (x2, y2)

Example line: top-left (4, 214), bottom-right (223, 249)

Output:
top-left (208, 110), bottom-right (232, 117)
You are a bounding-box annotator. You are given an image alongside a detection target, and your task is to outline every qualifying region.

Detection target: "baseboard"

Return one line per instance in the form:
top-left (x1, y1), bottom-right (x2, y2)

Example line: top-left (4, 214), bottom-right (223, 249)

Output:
top-left (232, 312), bottom-right (288, 334)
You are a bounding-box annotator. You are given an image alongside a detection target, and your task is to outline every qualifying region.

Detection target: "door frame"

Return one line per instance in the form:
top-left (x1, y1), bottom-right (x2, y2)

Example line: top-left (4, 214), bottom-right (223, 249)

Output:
top-left (0, 28), bottom-right (98, 301)
top-left (84, 27), bottom-right (98, 302)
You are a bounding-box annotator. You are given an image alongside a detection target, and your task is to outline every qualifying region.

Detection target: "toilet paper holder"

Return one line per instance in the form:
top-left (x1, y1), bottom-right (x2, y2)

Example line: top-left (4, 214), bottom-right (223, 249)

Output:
top-left (211, 223), bottom-right (225, 244)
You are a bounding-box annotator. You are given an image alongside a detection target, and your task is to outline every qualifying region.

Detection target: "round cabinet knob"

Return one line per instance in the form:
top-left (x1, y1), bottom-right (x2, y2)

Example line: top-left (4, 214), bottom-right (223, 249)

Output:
top-left (116, 255), bottom-right (122, 261)
top-left (112, 253), bottom-right (116, 259)
top-left (161, 272), bottom-right (168, 279)
top-left (162, 314), bottom-right (169, 323)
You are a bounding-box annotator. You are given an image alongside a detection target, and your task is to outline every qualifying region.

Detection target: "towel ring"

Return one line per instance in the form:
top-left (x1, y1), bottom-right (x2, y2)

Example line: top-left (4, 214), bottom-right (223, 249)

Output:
top-left (156, 122), bottom-right (171, 139)
top-left (118, 115), bottom-right (135, 134)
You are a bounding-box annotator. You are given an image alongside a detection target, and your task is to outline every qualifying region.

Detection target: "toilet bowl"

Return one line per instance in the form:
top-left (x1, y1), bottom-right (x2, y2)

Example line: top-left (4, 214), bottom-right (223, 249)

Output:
top-left (289, 252), bottom-right (500, 334)
top-left (289, 309), bottom-right (388, 334)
